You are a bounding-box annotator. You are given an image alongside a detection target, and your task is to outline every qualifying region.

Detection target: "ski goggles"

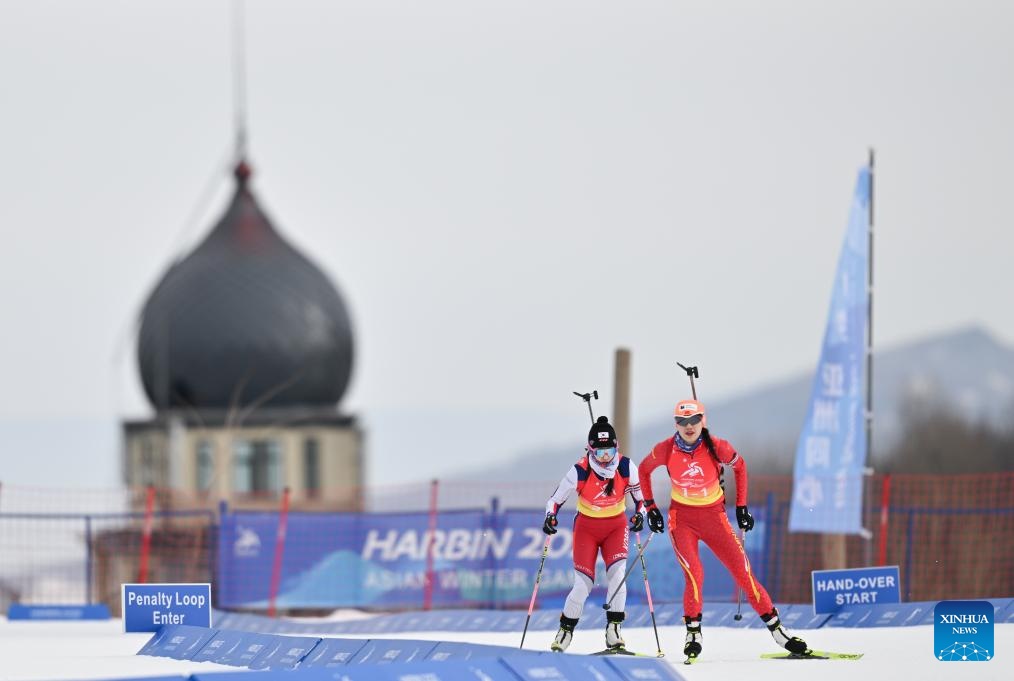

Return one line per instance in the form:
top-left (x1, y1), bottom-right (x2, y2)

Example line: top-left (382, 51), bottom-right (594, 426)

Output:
top-left (674, 414), bottom-right (704, 427)
top-left (590, 446), bottom-right (617, 463)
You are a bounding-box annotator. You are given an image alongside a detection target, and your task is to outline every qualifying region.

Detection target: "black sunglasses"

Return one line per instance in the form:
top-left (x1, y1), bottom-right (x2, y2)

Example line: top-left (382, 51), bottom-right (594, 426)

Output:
top-left (675, 414), bottom-right (703, 427)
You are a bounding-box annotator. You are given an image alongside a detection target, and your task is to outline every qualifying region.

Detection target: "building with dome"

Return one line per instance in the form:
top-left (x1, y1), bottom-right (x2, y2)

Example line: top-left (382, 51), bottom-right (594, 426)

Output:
top-left (122, 160), bottom-right (362, 511)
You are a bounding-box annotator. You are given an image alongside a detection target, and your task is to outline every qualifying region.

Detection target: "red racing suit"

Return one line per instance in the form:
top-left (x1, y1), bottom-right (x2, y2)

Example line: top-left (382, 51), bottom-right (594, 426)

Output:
top-left (547, 455), bottom-right (640, 580)
top-left (638, 434), bottom-right (773, 618)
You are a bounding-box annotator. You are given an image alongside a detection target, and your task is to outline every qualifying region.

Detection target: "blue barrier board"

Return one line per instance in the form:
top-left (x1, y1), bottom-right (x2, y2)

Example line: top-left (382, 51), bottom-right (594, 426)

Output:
top-left (367, 658), bottom-right (522, 681)
top-left (425, 641), bottom-right (535, 661)
top-left (490, 612), bottom-right (527, 632)
top-left (216, 632), bottom-right (282, 667)
top-left (426, 641), bottom-right (494, 661)
top-left (503, 655), bottom-right (684, 681)
top-left (137, 624), bottom-right (219, 660)
top-left (604, 656), bottom-right (688, 681)
top-left (776, 604), bottom-right (832, 630)
top-left (122, 583), bottom-right (212, 633)
top-left (1001, 599), bottom-right (1014, 624)
top-left (7, 603), bottom-right (110, 620)
top-left (189, 673), bottom-right (296, 681)
top-left (301, 638), bottom-right (371, 667)
top-left (348, 638), bottom-right (439, 664)
top-left (86, 677), bottom-right (187, 681)
top-left (190, 629), bottom-right (249, 664)
top-left (501, 654), bottom-right (585, 680)
top-left (859, 602), bottom-right (932, 628)
top-left (558, 655), bottom-right (626, 680)
top-left (190, 659), bottom-right (520, 681)
top-left (700, 603), bottom-right (739, 627)
top-left (824, 605), bottom-right (875, 628)
top-left (249, 635), bottom-right (321, 670)
top-left (990, 597), bottom-right (1013, 620)
top-left (811, 566), bottom-right (900, 615)
top-left (650, 609), bottom-right (680, 627)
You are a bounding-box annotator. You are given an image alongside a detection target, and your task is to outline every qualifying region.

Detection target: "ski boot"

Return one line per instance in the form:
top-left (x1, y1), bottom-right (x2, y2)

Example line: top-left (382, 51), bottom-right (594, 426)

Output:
top-left (762, 608), bottom-right (808, 654)
top-left (683, 614), bottom-right (703, 660)
top-left (551, 615), bottom-right (578, 652)
top-left (605, 611), bottom-right (625, 650)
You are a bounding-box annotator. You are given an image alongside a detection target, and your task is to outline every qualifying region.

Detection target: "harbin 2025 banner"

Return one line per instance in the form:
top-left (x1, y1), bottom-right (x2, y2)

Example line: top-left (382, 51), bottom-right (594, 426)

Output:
top-left (217, 507), bottom-right (767, 609)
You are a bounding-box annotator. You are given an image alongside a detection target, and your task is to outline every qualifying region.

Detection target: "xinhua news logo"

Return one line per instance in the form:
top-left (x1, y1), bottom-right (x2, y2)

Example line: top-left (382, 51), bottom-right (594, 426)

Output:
top-left (934, 600), bottom-right (993, 662)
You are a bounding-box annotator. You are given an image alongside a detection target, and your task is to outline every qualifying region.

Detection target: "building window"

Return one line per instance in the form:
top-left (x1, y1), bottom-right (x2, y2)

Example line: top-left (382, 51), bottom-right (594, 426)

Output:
top-left (304, 438), bottom-right (320, 497)
top-left (196, 440), bottom-right (214, 491)
top-left (232, 439), bottom-right (282, 493)
top-left (139, 438), bottom-right (156, 486)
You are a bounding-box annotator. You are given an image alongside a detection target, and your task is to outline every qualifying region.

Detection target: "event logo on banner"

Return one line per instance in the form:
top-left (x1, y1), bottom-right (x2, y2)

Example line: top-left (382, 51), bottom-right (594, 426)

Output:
top-left (789, 166), bottom-right (870, 534)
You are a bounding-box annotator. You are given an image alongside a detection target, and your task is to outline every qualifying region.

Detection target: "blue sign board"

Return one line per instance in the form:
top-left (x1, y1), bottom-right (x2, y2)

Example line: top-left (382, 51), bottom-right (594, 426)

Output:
top-left (121, 583), bottom-right (212, 632)
top-left (7, 603), bottom-right (110, 620)
top-left (812, 565), bottom-right (900, 614)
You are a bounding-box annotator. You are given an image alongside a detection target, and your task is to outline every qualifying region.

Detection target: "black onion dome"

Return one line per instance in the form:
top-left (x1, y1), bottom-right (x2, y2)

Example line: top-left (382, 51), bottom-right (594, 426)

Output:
top-left (138, 161), bottom-right (354, 410)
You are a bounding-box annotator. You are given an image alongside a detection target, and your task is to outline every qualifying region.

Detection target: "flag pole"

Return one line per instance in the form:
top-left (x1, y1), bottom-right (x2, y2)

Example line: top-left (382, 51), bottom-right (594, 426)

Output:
top-left (866, 148), bottom-right (875, 459)
top-left (863, 148), bottom-right (876, 563)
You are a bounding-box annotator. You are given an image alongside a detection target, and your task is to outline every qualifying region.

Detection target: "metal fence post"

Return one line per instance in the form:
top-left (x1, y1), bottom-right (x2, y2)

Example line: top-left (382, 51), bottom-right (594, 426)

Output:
top-left (488, 496), bottom-right (500, 609)
top-left (762, 492), bottom-right (775, 586)
top-left (84, 515), bottom-right (93, 605)
top-left (904, 510), bottom-right (915, 601)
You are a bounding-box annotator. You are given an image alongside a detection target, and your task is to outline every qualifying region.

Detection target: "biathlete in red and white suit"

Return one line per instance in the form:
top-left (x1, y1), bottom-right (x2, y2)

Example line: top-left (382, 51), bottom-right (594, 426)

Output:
top-left (637, 399), bottom-right (809, 660)
top-left (542, 415), bottom-right (645, 653)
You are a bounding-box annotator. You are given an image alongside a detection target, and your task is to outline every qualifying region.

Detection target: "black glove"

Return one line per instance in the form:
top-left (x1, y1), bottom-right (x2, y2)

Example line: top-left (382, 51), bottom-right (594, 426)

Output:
top-left (629, 510), bottom-right (644, 533)
top-left (543, 512), bottom-right (559, 535)
top-left (646, 502), bottom-right (665, 533)
top-left (736, 505), bottom-right (754, 532)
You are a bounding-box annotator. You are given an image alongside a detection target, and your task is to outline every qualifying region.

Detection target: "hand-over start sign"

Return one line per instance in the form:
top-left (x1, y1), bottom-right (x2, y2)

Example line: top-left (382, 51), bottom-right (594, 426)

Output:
top-left (811, 566), bottom-right (900, 615)
top-left (121, 583), bottom-right (212, 632)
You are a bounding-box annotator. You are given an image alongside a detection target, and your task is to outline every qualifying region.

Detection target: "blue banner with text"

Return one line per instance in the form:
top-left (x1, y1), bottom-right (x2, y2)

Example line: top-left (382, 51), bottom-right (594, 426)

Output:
top-left (217, 506), bottom-right (768, 609)
top-left (789, 165), bottom-right (871, 534)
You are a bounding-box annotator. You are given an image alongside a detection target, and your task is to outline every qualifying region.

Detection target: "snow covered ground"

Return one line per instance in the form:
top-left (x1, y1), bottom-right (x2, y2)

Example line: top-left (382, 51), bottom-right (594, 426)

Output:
top-left (0, 616), bottom-right (1010, 681)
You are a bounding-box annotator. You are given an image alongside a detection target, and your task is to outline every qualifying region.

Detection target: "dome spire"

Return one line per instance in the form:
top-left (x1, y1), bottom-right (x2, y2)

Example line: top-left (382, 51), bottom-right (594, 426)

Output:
top-left (231, 0), bottom-right (249, 166)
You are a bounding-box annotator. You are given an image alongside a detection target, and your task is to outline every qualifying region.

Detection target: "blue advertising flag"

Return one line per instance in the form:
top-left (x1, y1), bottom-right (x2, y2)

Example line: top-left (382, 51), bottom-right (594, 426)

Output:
top-left (789, 166), bottom-right (870, 534)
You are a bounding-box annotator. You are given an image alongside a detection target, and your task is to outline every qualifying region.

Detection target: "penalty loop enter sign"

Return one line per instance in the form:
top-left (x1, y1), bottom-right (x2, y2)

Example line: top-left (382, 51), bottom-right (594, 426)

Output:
top-left (121, 583), bottom-right (212, 632)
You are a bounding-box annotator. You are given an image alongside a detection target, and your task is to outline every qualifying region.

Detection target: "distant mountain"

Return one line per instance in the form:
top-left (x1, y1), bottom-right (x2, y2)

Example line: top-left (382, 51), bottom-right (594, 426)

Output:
top-left (455, 326), bottom-right (1014, 480)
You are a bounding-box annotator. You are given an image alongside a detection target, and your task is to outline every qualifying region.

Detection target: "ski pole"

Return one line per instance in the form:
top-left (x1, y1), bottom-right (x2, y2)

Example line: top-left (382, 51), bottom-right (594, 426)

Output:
top-left (520, 534), bottom-right (552, 649)
top-left (634, 531), bottom-right (665, 657)
top-left (734, 527), bottom-right (745, 620)
top-left (602, 531), bottom-right (654, 610)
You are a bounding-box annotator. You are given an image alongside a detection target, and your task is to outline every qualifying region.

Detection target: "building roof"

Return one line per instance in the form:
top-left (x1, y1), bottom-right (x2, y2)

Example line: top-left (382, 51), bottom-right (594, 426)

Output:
top-left (137, 161), bottom-right (354, 411)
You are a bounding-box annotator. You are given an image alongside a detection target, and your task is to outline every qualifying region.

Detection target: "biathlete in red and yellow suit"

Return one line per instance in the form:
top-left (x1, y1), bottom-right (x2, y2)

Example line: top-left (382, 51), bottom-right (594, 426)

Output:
top-left (637, 399), bottom-right (808, 661)
top-left (542, 415), bottom-right (645, 653)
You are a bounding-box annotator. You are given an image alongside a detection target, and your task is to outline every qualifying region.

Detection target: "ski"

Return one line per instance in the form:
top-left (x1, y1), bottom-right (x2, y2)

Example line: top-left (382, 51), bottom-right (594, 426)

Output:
top-left (591, 647), bottom-right (659, 658)
top-left (682, 654), bottom-right (699, 665)
top-left (761, 649), bottom-right (864, 661)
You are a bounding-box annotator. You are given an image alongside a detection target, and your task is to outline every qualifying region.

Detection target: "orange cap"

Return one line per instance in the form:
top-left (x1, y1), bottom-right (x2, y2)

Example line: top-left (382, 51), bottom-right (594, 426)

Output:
top-left (674, 400), bottom-right (705, 418)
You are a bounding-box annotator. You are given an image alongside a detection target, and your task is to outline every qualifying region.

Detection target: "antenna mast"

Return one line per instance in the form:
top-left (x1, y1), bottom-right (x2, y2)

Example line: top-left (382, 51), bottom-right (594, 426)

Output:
top-left (232, 0), bottom-right (249, 161)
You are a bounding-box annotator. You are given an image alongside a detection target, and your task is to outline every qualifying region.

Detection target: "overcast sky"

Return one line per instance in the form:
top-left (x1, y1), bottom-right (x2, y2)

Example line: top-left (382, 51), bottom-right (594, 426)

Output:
top-left (1, 0), bottom-right (1012, 488)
